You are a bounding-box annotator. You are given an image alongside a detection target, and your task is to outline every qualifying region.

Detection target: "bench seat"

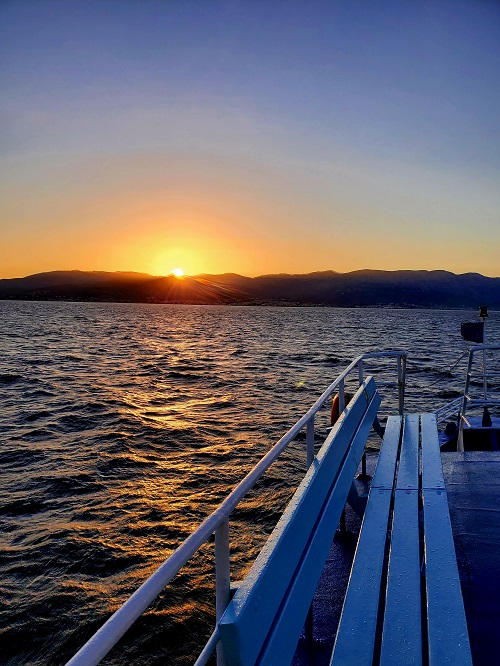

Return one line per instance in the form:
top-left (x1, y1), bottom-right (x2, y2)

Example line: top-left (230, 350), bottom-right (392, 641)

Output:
top-left (331, 413), bottom-right (472, 666)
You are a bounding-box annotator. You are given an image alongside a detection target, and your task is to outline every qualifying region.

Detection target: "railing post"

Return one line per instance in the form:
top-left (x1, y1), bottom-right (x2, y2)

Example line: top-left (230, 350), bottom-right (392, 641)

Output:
top-left (215, 520), bottom-right (230, 666)
top-left (458, 350), bottom-right (474, 452)
top-left (397, 354), bottom-right (405, 415)
top-left (358, 360), bottom-right (364, 386)
top-left (483, 322), bottom-right (488, 401)
top-left (338, 377), bottom-right (345, 412)
top-left (306, 417), bottom-right (315, 468)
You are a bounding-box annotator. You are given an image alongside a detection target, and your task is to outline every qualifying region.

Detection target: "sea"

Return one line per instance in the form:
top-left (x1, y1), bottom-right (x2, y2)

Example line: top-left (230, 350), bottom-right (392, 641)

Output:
top-left (1, 301), bottom-right (499, 665)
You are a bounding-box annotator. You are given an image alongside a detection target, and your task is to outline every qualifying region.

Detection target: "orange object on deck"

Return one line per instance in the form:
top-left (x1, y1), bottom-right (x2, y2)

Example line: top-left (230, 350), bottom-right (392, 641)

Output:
top-left (331, 392), bottom-right (352, 425)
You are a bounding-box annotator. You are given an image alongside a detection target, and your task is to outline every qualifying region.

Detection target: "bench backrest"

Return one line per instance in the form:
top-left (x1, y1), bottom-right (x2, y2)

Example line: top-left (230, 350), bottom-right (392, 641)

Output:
top-left (219, 377), bottom-right (381, 666)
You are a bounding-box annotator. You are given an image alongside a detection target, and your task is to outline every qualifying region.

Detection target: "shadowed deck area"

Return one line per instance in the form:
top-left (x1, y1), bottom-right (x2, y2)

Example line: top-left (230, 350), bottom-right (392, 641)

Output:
top-left (443, 451), bottom-right (500, 666)
top-left (292, 456), bottom-right (375, 666)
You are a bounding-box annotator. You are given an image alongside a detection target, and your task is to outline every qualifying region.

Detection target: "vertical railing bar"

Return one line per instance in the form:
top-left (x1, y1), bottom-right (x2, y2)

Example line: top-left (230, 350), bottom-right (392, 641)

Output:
top-left (402, 353), bottom-right (406, 415)
top-left (458, 349), bottom-right (475, 452)
top-left (215, 520), bottom-right (230, 666)
top-left (306, 417), bottom-right (315, 469)
top-left (338, 377), bottom-right (345, 413)
top-left (397, 354), bottom-right (404, 416)
top-left (483, 322), bottom-right (488, 401)
top-left (358, 360), bottom-right (364, 386)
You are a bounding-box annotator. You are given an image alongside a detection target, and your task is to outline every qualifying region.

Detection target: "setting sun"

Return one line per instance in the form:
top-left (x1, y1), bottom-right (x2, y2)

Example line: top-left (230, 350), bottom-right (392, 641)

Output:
top-left (171, 268), bottom-right (184, 278)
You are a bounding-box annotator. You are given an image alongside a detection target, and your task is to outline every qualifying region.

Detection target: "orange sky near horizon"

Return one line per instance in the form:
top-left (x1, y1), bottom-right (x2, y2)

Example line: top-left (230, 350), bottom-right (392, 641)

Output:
top-left (2, 147), bottom-right (498, 280)
top-left (1, 3), bottom-right (500, 280)
top-left (2, 176), bottom-right (497, 279)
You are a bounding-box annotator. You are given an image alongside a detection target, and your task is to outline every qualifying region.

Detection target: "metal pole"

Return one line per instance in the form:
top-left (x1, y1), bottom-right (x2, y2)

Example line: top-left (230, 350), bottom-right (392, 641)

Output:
top-left (339, 377), bottom-right (345, 412)
top-left (458, 350), bottom-right (474, 452)
top-left (397, 354), bottom-right (405, 415)
top-left (215, 520), bottom-right (230, 666)
top-left (482, 316), bottom-right (488, 401)
top-left (306, 417), bottom-right (315, 468)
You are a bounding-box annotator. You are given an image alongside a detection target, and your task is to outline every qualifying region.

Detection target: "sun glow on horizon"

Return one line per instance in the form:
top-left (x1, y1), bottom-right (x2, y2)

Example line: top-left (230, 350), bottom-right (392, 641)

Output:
top-left (171, 268), bottom-right (184, 278)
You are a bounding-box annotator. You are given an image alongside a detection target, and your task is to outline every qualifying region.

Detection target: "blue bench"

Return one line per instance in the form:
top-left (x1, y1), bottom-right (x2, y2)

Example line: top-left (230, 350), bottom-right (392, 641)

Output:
top-left (218, 377), bottom-right (381, 666)
top-left (331, 413), bottom-right (472, 666)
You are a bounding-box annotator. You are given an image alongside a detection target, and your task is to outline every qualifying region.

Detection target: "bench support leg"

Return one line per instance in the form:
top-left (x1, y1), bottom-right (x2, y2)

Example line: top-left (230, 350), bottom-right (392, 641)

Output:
top-left (347, 482), bottom-right (368, 519)
top-left (337, 507), bottom-right (347, 534)
top-left (305, 604), bottom-right (315, 664)
top-left (356, 452), bottom-right (371, 480)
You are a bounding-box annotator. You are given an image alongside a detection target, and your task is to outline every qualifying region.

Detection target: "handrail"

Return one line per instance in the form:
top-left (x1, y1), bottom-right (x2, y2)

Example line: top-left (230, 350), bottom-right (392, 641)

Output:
top-left (435, 396), bottom-right (463, 425)
top-left (458, 344), bottom-right (500, 451)
top-left (65, 350), bottom-right (407, 666)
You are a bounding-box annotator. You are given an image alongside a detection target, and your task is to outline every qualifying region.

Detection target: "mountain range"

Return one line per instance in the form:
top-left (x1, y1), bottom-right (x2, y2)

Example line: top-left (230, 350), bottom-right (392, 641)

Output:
top-left (1, 269), bottom-right (499, 309)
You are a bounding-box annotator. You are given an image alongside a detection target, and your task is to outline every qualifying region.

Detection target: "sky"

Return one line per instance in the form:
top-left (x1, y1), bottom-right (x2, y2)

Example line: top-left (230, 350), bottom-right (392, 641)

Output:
top-left (1, 0), bottom-right (499, 279)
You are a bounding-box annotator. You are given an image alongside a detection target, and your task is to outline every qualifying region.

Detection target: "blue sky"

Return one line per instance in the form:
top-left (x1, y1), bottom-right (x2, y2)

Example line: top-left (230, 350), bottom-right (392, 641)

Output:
top-left (1, 0), bottom-right (499, 277)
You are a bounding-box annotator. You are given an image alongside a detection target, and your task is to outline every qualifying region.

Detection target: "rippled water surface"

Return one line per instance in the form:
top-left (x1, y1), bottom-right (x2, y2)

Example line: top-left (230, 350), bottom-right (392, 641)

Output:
top-left (1, 301), bottom-right (499, 665)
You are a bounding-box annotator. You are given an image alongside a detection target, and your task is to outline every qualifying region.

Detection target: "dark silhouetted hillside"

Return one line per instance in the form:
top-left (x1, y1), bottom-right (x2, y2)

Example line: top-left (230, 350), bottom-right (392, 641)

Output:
top-left (1, 269), bottom-right (499, 308)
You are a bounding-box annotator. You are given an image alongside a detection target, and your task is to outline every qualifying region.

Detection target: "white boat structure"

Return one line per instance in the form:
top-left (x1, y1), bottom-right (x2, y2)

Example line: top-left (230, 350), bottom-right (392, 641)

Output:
top-left (66, 312), bottom-right (500, 666)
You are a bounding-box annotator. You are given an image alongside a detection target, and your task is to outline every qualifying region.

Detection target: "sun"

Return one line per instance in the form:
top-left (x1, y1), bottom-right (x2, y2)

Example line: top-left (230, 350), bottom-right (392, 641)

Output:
top-left (171, 268), bottom-right (184, 278)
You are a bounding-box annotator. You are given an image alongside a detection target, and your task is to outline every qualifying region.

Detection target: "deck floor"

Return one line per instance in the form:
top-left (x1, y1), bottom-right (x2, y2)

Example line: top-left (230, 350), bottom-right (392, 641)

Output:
top-left (292, 451), bottom-right (500, 666)
top-left (443, 451), bottom-right (500, 666)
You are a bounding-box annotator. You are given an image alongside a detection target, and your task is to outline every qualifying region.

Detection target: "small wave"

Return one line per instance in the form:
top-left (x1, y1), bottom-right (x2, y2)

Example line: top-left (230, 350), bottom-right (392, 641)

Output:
top-left (0, 498), bottom-right (46, 517)
top-left (310, 355), bottom-right (341, 366)
top-left (25, 411), bottom-right (51, 422)
top-left (23, 428), bottom-right (57, 441)
top-left (23, 388), bottom-right (56, 398)
top-left (0, 373), bottom-right (22, 384)
top-left (25, 358), bottom-right (54, 366)
top-left (96, 455), bottom-right (154, 477)
top-left (58, 414), bottom-right (94, 432)
top-left (438, 389), bottom-right (462, 399)
top-left (2, 448), bottom-right (46, 466)
top-left (100, 430), bottom-right (134, 440)
top-left (43, 473), bottom-right (101, 497)
top-left (127, 523), bottom-right (178, 539)
top-left (82, 401), bottom-right (110, 413)
top-left (62, 539), bottom-right (144, 576)
top-left (167, 371), bottom-right (202, 381)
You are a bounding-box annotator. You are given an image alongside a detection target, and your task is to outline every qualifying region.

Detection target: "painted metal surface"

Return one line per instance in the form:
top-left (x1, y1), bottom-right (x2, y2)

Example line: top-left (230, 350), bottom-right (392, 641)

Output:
top-left (330, 489), bottom-right (392, 666)
top-left (219, 381), bottom-right (380, 666)
top-left (380, 488), bottom-right (422, 665)
top-left (370, 415), bottom-right (402, 490)
top-left (330, 414), bottom-right (472, 666)
top-left (421, 413), bottom-right (446, 490)
top-left (396, 414), bottom-right (419, 490)
top-left (331, 415), bottom-right (401, 665)
top-left (422, 414), bottom-right (472, 665)
top-left (423, 490), bottom-right (472, 666)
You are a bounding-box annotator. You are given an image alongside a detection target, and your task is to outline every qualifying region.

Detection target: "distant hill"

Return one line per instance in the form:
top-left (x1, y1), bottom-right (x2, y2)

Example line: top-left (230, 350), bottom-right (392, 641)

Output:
top-left (1, 269), bottom-right (499, 309)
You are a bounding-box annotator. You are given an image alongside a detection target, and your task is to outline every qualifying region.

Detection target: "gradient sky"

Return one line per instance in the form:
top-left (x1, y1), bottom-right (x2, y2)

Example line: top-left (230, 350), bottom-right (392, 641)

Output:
top-left (1, 0), bottom-right (499, 278)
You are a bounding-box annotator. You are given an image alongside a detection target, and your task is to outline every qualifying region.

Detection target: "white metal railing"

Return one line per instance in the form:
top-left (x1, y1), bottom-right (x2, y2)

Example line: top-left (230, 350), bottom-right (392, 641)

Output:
top-left (435, 396), bottom-right (463, 425)
top-left (457, 344), bottom-right (500, 451)
top-left (65, 350), bottom-right (407, 666)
